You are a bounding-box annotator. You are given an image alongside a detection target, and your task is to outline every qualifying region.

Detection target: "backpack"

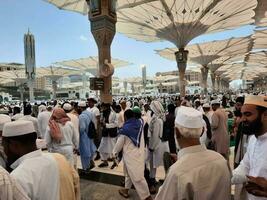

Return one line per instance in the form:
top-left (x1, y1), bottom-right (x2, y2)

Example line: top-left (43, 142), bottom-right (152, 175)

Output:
top-left (87, 121), bottom-right (96, 139)
top-left (162, 121), bottom-right (171, 142)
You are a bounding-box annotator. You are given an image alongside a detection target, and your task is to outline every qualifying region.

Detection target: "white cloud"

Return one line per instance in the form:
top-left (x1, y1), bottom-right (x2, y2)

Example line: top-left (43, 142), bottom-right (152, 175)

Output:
top-left (79, 35), bottom-right (88, 41)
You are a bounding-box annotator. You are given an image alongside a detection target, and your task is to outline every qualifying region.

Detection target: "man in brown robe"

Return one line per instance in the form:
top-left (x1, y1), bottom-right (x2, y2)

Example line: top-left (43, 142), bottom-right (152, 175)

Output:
top-left (211, 99), bottom-right (230, 159)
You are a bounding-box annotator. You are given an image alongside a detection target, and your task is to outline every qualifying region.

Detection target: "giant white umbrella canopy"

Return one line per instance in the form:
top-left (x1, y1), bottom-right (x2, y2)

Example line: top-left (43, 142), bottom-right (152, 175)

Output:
top-left (244, 51), bottom-right (267, 67)
top-left (43, 0), bottom-right (156, 15)
top-left (124, 77), bottom-right (143, 95)
top-left (217, 61), bottom-right (267, 81)
top-left (43, 0), bottom-right (149, 102)
top-left (116, 1), bottom-right (256, 47)
top-left (37, 66), bottom-right (79, 77)
top-left (54, 56), bottom-right (131, 76)
top-left (0, 69), bottom-right (46, 101)
top-left (44, 0), bottom-right (257, 96)
top-left (37, 66), bottom-right (79, 99)
top-left (116, 0), bottom-right (257, 95)
top-left (0, 78), bottom-right (14, 85)
top-left (252, 29), bottom-right (267, 50)
top-left (0, 67), bottom-right (77, 80)
top-left (156, 36), bottom-right (251, 65)
top-left (54, 57), bottom-right (130, 98)
top-left (214, 28), bottom-right (267, 83)
top-left (156, 36), bottom-right (252, 92)
top-left (0, 69), bottom-right (41, 80)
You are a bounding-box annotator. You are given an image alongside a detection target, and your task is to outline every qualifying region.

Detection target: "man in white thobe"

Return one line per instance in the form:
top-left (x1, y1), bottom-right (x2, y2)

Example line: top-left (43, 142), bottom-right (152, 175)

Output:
top-left (63, 103), bottom-right (79, 138)
top-left (87, 98), bottom-right (101, 160)
top-left (155, 106), bottom-right (231, 200)
top-left (194, 99), bottom-right (204, 114)
top-left (2, 121), bottom-right (60, 200)
top-left (232, 95), bottom-right (267, 200)
top-left (87, 98), bottom-right (100, 130)
top-left (113, 109), bottom-right (152, 200)
top-left (148, 100), bottom-right (168, 194)
top-left (203, 103), bottom-right (213, 124)
top-left (11, 106), bottom-right (24, 121)
top-left (37, 105), bottom-right (51, 138)
top-left (98, 103), bottom-right (118, 168)
top-left (117, 100), bottom-right (127, 128)
top-left (0, 165), bottom-right (30, 200)
top-left (0, 114), bottom-right (11, 168)
top-left (2, 120), bottom-right (79, 200)
top-left (63, 103), bottom-right (80, 168)
top-left (19, 103), bottom-right (40, 138)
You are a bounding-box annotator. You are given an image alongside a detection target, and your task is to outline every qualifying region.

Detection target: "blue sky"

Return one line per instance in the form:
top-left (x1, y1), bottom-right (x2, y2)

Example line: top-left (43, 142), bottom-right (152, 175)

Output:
top-left (0, 0), bottom-right (255, 78)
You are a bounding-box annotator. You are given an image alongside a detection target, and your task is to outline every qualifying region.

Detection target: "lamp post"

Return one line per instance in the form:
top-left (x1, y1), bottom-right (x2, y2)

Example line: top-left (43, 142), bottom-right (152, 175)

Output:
top-left (46, 75), bottom-right (61, 99)
top-left (88, 0), bottom-right (117, 103)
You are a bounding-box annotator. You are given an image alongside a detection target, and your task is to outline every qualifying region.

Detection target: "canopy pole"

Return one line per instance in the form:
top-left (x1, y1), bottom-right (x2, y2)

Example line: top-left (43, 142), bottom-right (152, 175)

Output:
top-left (175, 48), bottom-right (188, 97)
top-left (88, 0), bottom-right (117, 103)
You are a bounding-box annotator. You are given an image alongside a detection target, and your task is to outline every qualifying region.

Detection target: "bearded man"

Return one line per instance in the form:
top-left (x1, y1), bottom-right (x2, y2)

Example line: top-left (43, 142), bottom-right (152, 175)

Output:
top-left (232, 95), bottom-right (267, 200)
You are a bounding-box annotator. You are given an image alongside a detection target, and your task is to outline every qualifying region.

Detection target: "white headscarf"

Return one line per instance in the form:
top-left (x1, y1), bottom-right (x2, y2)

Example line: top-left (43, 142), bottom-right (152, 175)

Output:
top-left (150, 100), bottom-right (165, 121)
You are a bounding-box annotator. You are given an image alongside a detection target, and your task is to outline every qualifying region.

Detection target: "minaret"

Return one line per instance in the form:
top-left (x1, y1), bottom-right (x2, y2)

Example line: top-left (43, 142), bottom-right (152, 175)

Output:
top-left (24, 29), bottom-right (36, 102)
top-left (141, 64), bottom-right (147, 95)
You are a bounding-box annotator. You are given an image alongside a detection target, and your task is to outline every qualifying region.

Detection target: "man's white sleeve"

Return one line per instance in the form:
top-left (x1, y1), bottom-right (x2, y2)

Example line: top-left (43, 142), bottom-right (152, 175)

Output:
top-left (232, 146), bottom-right (250, 184)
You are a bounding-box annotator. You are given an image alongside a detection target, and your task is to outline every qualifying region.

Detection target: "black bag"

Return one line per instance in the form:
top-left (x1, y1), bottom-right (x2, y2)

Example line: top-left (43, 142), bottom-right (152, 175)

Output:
top-left (207, 140), bottom-right (215, 151)
top-left (161, 122), bottom-right (170, 142)
top-left (101, 127), bottom-right (118, 138)
top-left (87, 121), bottom-right (96, 139)
top-left (108, 127), bottom-right (118, 138)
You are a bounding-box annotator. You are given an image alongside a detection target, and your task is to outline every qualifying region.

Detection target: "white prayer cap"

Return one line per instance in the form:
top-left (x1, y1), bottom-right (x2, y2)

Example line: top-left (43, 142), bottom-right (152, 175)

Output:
top-left (3, 121), bottom-right (35, 137)
top-left (175, 106), bottom-right (203, 129)
top-left (244, 95), bottom-right (267, 108)
top-left (194, 99), bottom-right (200, 103)
top-left (63, 103), bottom-right (72, 111)
top-left (203, 103), bottom-right (210, 108)
top-left (0, 114), bottom-right (11, 131)
top-left (78, 101), bottom-right (87, 107)
top-left (211, 99), bottom-right (221, 105)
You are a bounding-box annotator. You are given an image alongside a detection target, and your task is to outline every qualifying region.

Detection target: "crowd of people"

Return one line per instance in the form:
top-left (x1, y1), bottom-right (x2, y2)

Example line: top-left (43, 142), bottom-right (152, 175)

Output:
top-left (0, 93), bottom-right (266, 200)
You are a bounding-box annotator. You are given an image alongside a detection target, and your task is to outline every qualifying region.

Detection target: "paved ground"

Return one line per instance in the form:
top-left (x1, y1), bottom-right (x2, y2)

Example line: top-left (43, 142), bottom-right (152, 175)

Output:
top-left (80, 147), bottom-right (235, 200)
top-left (80, 179), bottom-right (140, 200)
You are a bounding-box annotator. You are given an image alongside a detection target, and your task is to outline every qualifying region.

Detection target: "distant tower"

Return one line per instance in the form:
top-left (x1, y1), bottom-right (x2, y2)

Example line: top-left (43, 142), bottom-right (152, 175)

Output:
top-left (141, 64), bottom-right (146, 94)
top-left (24, 29), bottom-right (36, 102)
top-left (123, 81), bottom-right (127, 96)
